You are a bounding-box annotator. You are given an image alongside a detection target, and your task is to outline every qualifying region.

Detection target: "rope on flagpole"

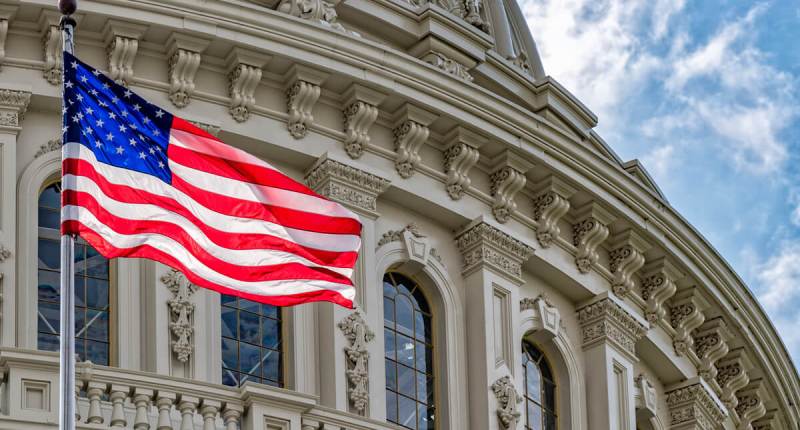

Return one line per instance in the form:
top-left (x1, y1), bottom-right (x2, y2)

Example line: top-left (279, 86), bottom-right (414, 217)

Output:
top-left (58, 1), bottom-right (77, 429)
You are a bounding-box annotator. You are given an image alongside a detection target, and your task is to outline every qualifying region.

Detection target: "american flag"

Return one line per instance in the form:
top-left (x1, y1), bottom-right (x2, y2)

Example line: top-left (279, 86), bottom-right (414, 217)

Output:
top-left (61, 52), bottom-right (360, 308)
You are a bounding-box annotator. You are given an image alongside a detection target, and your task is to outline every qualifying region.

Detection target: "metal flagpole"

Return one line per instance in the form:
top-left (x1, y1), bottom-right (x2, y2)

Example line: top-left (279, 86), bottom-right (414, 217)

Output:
top-left (58, 1), bottom-right (77, 429)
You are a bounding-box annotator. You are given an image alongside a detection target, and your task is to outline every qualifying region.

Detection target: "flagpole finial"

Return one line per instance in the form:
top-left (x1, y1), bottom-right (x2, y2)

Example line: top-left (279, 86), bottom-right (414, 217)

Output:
top-left (58, 0), bottom-right (77, 15)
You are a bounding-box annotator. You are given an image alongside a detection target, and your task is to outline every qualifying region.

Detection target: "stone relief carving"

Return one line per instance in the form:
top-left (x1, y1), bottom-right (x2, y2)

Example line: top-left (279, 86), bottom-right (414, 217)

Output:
top-left (735, 382), bottom-right (767, 429)
top-left (715, 349), bottom-right (752, 413)
top-left (520, 294), bottom-right (560, 338)
top-left (228, 63), bottom-right (262, 123)
top-left (665, 381), bottom-right (726, 430)
top-left (276, 0), bottom-right (357, 35)
top-left (0, 89), bottom-right (31, 128)
top-left (491, 375), bottom-right (522, 430)
top-left (107, 35), bottom-right (139, 86)
top-left (571, 202), bottom-right (613, 274)
top-left (693, 318), bottom-right (731, 386)
top-left (423, 52), bottom-right (473, 81)
top-left (378, 223), bottom-right (425, 248)
top-left (608, 230), bottom-right (648, 298)
top-left (670, 288), bottom-right (706, 356)
top-left (531, 176), bottom-right (575, 248)
top-left (455, 221), bottom-right (534, 283)
top-left (168, 49), bottom-right (202, 108)
top-left (35, 138), bottom-right (62, 158)
top-left (576, 296), bottom-right (647, 358)
top-left (0, 245), bottom-right (10, 281)
top-left (640, 258), bottom-right (680, 325)
top-left (161, 269), bottom-right (197, 363)
top-left (443, 142), bottom-right (479, 200)
top-left (394, 120), bottom-right (429, 179)
top-left (490, 166), bottom-right (525, 224)
top-left (343, 101), bottom-right (378, 159)
top-left (338, 311), bottom-right (375, 414)
top-left (634, 374), bottom-right (658, 416)
top-left (463, 0), bottom-right (489, 31)
top-left (305, 156), bottom-right (390, 216)
top-left (286, 80), bottom-right (321, 139)
top-left (42, 24), bottom-right (63, 85)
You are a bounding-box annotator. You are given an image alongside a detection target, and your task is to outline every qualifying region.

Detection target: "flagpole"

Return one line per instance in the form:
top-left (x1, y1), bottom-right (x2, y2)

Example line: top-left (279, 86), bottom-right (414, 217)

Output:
top-left (58, 1), bottom-right (77, 429)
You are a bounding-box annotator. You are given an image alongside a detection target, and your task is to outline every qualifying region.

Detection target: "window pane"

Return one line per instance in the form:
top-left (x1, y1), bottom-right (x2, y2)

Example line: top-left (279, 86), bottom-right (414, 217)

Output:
top-left (238, 311), bottom-right (260, 344)
top-left (239, 342), bottom-right (261, 376)
top-left (222, 337), bottom-right (238, 370)
top-left (86, 340), bottom-right (108, 365)
top-left (221, 306), bottom-right (237, 338)
top-left (385, 330), bottom-right (396, 360)
top-left (526, 362), bottom-right (541, 403)
top-left (239, 298), bottom-right (260, 313)
top-left (38, 207), bottom-right (60, 230)
top-left (39, 185), bottom-right (60, 209)
top-left (38, 333), bottom-right (59, 352)
top-left (395, 296), bottom-right (414, 336)
top-left (263, 350), bottom-right (280, 382)
top-left (386, 359), bottom-right (397, 390)
top-left (544, 381), bottom-right (556, 412)
top-left (417, 402), bottom-right (432, 430)
top-left (221, 294), bottom-right (283, 388)
top-left (85, 310), bottom-right (109, 341)
top-left (386, 390), bottom-right (398, 423)
top-left (85, 247), bottom-right (109, 278)
top-left (398, 395), bottom-right (417, 429)
top-left (38, 302), bottom-right (60, 334)
top-left (38, 239), bottom-right (60, 271)
top-left (528, 402), bottom-right (542, 430)
top-left (384, 298), bottom-right (395, 326)
top-left (544, 411), bottom-right (557, 430)
top-left (397, 364), bottom-right (416, 398)
top-left (396, 333), bottom-right (415, 367)
top-left (38, 270), bottom-right (60, 302)
top-left (261, 317), bottom-right (280, 349)
top-left (415, 341), bottom-right (429, 374)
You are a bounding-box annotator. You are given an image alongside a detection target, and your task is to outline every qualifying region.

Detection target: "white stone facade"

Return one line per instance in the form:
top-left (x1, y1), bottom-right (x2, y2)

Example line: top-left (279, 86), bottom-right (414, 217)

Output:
top-left (0, 1), bottom-right (797, 430)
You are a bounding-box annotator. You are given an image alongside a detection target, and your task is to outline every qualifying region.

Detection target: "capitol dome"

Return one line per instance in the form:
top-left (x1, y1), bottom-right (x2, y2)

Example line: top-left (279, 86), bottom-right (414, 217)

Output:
top-left (0, 0), bottom-right (797, 429)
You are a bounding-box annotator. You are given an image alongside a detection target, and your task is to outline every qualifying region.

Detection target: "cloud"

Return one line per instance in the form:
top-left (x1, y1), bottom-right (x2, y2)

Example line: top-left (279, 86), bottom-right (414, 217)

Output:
top-left (651, 0), bottom-right (687, 40)
top-left (641, 144), bottom-right (675, 181)
top-left (753, 242), bottom-right (800, 360)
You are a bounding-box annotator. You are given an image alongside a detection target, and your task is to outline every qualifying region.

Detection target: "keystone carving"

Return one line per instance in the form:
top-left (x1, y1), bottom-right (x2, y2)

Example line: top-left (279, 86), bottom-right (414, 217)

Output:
top-left (576, 295), bottom-right (647, 359)
top-left (693, 317), bottom-right (731, 387)
top-left (532, 175), bottom-right (575, 247)
top-left (491, 375), bottom-right (522, 430)
top-left (392, 104), bottom-right (436, 179)
top-left (640, 258), bottom-right (680, 325)
top-left (305, 154), bottom-right (390, 218)
top-left (571, 202), bottom-right (613, 273)
top-left (0, 88), bottom-right (31, 128)
top-left (670, 287), bottom-right (707, 357)
top-left (35, 138), bottom-right (62, 158)
top-left (716, 349), bottom-right (752, 413)
top-left (735, 381), bottom-right (767, 430)
top-left (166, 34), bottom-right (209, 108)
top-left (42, 24), bottom-right (63, 85)
top-left (665, 379), bottom-right (726, 430)
top-left (277, 0), bottom-right (357, 35)
top-left (608, 230), bottom-right (649, 298)
top-left (378, 223), bottom-right (424, 248)
top-left (341, 84), bottom-right (384, 158)
top-left (422, 51), bottom-right (473, 81)
top-left (442, 127), bottom-right (484, 200)
top-left (635, 374), bottom-right (658, 417)
top-left (455, 220), bottom-right (534, 284)
top-left (520, 294), bottom-right (560, 338)
top-left (338, 311), bottom-right (374, 414)
top-left (161, 269), bottom-right (197, 363)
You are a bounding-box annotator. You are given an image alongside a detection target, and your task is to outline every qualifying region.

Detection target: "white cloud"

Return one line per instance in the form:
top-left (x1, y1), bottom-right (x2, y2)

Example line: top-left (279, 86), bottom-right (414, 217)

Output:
top-left (641, 145), bottom-right (675, 181)
top-left (754, 242), bottom-right (800, 359)
top-left (651, 0), bottom-right (687, 40)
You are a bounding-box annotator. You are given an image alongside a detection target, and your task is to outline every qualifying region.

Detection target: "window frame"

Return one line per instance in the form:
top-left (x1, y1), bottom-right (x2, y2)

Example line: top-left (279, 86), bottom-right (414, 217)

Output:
top-left (522, 340), bottom-right (558, 430)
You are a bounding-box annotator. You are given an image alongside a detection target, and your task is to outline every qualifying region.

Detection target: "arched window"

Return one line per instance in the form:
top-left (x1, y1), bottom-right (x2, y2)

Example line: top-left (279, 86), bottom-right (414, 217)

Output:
top-left (383, 272), bottom-right (434, 430)
top-left (220, 295), bottom-right (283, 387)
top-left (37, 182), bottom-right (111, 365)
top-left (523, 341), bottom-right (557, 430)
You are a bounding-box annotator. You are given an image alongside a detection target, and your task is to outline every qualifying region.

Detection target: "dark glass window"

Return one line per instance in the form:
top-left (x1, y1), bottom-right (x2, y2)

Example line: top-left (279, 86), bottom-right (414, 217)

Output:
top-left (383, 273), bottom-right (434, 430)
top-left (221, 295), bottom-right (283, 387)
top-left (37, 182), bottom-right (111, 365)
top-left (523, 341), bottom-right (557, 430)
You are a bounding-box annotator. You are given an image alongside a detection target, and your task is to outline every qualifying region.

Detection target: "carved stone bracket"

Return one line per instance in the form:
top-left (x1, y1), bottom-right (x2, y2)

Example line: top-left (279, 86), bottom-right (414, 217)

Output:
top-left (166, 34), bottom-right (210, 108)
top-left (665, 378), bottom-right (727, 430)
top-left (520, 294), bottom-right (560, 338)
top-left (634, 374), bottom-right (658, 418)
top-left (442, 127), bottom-right (484, 200)
top-left (285, 65), bottom-right (328, 139)
top-left (491, 375), bottom-right (522, 430)
top-left (608, 229), bottom-right (649, 298)
top-left (35, 138), bottom-right (62, 158)
top-left (305, 154), bottom-right (390, 218)
top-left (41, 19), bottom-right (62, 85)
top-left (693, 317), bottom-right (731, 387)
top-left (752, 410), bottom-right (779, 430)
top-left (735, 381), bottom-right (767, 429)
top-left (716, 348), bottom-right (752, 414)
top-left (0, 88), bottom-right (31, 129)
top-left (639, 257), bottom-right (681, 325)
top-left (0, 13), bottom-right (8, 70)
top-left (670, 287), bottom-right (708, 357)
top-left (103, 20), bottom-right (148, 86)
top-left (392, 104), bottom-right (437, 178)
top-left (276, 0), bottom-right (358, 35)
top-left (571, 201), bottom-right (614, 273)
top-left (488, 151), bottom-right (531, 224)
top-left (226, 48), bottom-right (269, 123)
top-left (455, 219), bottom-right (534, 284)
top-left (463, 0), bottom-right (488, 32)
top-left (531, 175), bottom-right (575, 247)
top-left (161, 269), bottom-right (197, 363)
top-left (341, 84), bottom-right (385, 159)
top-left (576, 294), bottom-right (647, 360)
top-left (338, 311), bottom-right (374, 414)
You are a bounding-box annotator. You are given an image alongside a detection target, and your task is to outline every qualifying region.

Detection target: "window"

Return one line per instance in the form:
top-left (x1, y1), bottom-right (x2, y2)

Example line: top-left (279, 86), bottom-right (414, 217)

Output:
top-left (220, 295), bottom-right (283, 387)
top-left (383, 272), bottom-right (434, 430)
top-left (37, 182), bottom-right (111, 365)
top-left (523, 341), bottom-right (557, 430)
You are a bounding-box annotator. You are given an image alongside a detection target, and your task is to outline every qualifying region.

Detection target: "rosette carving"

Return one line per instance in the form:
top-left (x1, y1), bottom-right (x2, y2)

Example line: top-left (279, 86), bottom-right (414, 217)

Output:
top-left (572, 202), bottom-right (613, 273)
top-left (531, 176), bottom-right (575, 247)
top-left (608, 230), bottom-right (649, 297)
top-left (338, 311), bottom-right (374, 414)
top-left (161, 269), bottom-right (197, 363)
top-left (491, 376), bottom-right (522, 429)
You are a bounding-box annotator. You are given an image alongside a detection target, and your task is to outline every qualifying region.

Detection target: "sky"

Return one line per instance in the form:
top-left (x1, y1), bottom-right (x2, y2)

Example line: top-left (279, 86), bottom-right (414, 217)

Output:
top-left (520, 0), bottom-right (800, 365)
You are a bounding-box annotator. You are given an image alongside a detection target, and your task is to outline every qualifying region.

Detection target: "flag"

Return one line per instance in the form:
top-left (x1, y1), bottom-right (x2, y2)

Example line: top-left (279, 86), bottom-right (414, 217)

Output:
top-left (60, 52), bottom-right (361, 308)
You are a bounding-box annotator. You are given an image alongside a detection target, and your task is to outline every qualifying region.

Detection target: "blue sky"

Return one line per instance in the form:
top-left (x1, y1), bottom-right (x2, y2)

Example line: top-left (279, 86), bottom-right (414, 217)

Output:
top-left (521, 0), bottom-right (800, 364)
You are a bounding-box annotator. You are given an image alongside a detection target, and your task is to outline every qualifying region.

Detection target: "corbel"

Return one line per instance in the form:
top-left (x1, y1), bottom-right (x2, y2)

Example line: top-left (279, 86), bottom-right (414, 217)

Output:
top-left (341, 83), bottom-right (385, 158)
top-left (38, 10), bottom-right (62, 85)
top-left (752, 410), bottom-right (780, 430)
top-left (488, 151), bottom-right (532, 224)
top-left (392, 103), bottom-right (437, 179)
top-left (166, 33), bottom-right (210, 108)
top-left (0, 6), bottom-right (17, 71)
top-left (607, 229), bottom-right (649, 298)
top-left (639, 257), bottom-right (681, 325)
top-left (102, 19), bottom-right (148, 86)
top-left (693, 317), bottom-right (731, 388)
top-left (442, 126), bottom-right (484, 200)
top-left (735, 380), bottom-right (768, 429)
top-left (716, 348), bottom-right (753, 413)
top-left (285, 64), bottom-right (328, 139)
top-left (531, 175), bottom-right (576, 248)
top-left (226, 48), bottom-right (270, 123)
top-left (669, 287), bottom-right (709, 357)
top-left (571, 201), bottom-right (614, 273)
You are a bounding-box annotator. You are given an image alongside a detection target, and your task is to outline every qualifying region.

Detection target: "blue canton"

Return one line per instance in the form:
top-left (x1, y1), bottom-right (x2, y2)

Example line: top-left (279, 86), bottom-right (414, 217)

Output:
top-left (63, 51), bottom-right (174, 184)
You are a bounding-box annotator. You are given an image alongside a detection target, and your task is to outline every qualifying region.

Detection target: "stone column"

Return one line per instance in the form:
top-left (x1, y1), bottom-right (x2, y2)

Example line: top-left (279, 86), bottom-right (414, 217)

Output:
top-left (665, 377), bottom-right (726, 430)
top-left (0, 88), bottom-right (30, 347)
top-left (576, 292), bottom-right (648, 430)
top-left (304, 153), bottom-right (390, 415)
top-left (455, 217), bottom-right (534, 430)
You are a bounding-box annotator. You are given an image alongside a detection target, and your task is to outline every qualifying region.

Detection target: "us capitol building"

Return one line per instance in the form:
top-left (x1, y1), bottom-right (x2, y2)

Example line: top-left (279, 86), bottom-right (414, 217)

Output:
top-left (0, 0), bottom-right (797, 429)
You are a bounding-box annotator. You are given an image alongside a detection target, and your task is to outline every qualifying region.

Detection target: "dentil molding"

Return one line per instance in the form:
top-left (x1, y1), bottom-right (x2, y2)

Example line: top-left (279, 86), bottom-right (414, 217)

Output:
top-left (491, 375), bottom-right (522, 430)
top-left (161, 269), bottom-right (197, 363)
top-left (531, 175), bottom-right (575, 248)
top-left (338, 311), bottom-right (374, 414)
top-left (455, 219), bottom-right (534, 284)
top-left (305, 154), bottom-right (390, 218)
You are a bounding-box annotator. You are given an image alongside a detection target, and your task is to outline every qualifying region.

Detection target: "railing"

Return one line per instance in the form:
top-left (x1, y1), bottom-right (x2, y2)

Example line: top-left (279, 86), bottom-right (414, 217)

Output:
top-left (0, 349), bottom-right (403, 430)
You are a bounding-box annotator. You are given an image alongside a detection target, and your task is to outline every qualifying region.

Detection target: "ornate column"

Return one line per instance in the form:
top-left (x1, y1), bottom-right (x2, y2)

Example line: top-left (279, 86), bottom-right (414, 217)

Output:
top-left (455, 218), bottom-right (534, 430)
top-left (391, 103), bottom-right (437, 179)
top-left (0, 88), bottom-right (30, 347)
top-left (305, 154), bottom-right (390, 414)
top-left (442, 126), bottom-right (484, 200)
top-left (284, 64), bottom-right (328, 139)
top-left (576, 293), bottom-right (648, 430)
top-left (665, 377), bottom-right (727, 430)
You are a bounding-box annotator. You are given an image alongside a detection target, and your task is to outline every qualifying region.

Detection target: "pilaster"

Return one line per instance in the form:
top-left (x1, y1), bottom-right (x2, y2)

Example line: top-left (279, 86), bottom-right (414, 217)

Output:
top-left (665, 377), bottom-right (727, 430)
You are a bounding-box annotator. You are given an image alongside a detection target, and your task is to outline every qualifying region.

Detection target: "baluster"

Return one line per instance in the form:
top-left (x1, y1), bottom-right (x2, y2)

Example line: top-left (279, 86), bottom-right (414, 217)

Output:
top-left (156, 391), bottom-right (177, 430)
top-left (179, 395), bottom-right (199, 430)
top-left (222, 403), bottom-right (244, 430)
top-left (200, 400), bottom-right (220, 430)
top-left (133, 387), bottom-right (154, 430)
top-left (85, 381), bottom-right (106, 424)
top-left (109, 384), bottom-right (130, 427)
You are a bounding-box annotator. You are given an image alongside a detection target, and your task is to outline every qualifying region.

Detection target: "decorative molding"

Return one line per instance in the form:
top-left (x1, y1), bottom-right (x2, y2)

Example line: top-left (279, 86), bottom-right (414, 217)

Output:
top-left (166, 34), bottom-right (210, 108)
top-left (752, 410), bottom-right (779, 430)
top-left (226, 48), bottom-right (269, 123)
top-left (341, 84), bottom-right (385, 159)
top-left (0, 245), bottom-right (10, 263)
top-left (455, 220), bottom-right (534, 284)
top-left (463, 0), bottom-right (488, 32)
top-left (0, 88), bottom-right (31, 128)
top-left (576, 295), bottom-right (647, 359)
top-left (392, 104), bottom-right (437, 178)
top-left (531, 175), bottom-right (575, 247)
top-left (276, 0), bottom-right (358, 35)
top-left (635, 374), bottom-right (658, 417)
top-left (571, 201), bottom-right (614, 273)
top-left (42, 23), bottom-right (62, 85)
top-left (670, 287), bottom-right (708, 357)
top-left (639, 257), bottom-right (681, 325)
top-left (608, 229), bottom-right (649, 298)
top-left (693, 317), bottom-right (731, 387)
top-left (716, 349), bottom-right (752, 413)
top-left (491, 375), bottom-right (522, 430)
top-left (735, 381), bottom-right (767, 430)
top-left (442, 127), bottom-right (483, 200)
top-left (665, 378), bottom-right (727, 430)
top-left (285, 65), bottom-right (328, 139)
top-left (305, 154), bottom-right (390, 218)
top-left (35, 138), bottom-right (61, 158)
top-left (520, 294), bottom-right (560, 338)
top-left (422, 51), bottom-right (473, 81)
top-left (338, 311), bottom-right (375, 414)
top-left (508, 52), bottom-right (532, 76)
top-left (488, 152), bottom-right (531, 223)
top-left (103, 21), bottom-right (147, 86)
top-left (0, 18), bottom-right (7, 70)
top-left (378, 223), bottom-right (424, 248)
top-left (161, 269), bottom-right (197, 363)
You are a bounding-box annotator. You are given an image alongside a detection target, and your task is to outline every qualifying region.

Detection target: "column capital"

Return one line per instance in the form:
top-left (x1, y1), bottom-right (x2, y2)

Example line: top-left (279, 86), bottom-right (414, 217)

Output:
top-left (576, 293), bottom-right (648, 360)
top-left (454, 218), bottom-right (534, 284)
top-left (305, 153), bottom-right (390, 219)
top-left (665, 377), bottom-right (727, 430)
top-left (0, 88), bottom-right (31, 132)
